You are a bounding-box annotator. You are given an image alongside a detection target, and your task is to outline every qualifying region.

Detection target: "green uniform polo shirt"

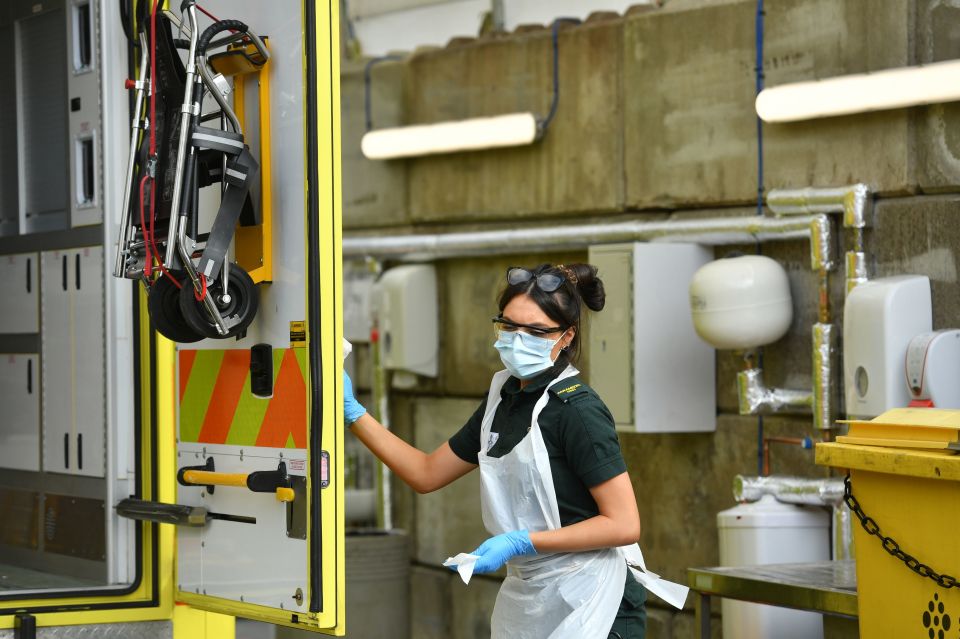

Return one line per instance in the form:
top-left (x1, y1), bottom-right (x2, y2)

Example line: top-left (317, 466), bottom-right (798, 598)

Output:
top-left (448, 363), bottom-right (627, 522)
top-left (448, 362), bottom-right (646, 637)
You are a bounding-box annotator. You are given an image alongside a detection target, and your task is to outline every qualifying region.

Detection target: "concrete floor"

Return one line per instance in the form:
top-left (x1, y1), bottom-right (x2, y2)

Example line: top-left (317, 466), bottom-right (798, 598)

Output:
top-left (235, 619), bottom-right (275, 639)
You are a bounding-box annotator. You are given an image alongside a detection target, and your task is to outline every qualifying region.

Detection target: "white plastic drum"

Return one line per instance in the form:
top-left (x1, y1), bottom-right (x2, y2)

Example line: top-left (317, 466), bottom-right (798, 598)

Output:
top-left (717, 494), bottom-right (830, 639)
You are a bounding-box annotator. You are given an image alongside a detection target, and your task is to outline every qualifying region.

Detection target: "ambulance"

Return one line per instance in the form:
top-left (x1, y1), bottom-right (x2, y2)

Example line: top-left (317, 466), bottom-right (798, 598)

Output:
top-left (0, 0), bottom-right (345, 634)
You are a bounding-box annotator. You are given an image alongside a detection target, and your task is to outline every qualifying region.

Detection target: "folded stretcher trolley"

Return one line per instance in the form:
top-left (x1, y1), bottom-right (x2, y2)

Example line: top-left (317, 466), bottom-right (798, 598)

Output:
top-left (113, 0), bottom-right (270, 341)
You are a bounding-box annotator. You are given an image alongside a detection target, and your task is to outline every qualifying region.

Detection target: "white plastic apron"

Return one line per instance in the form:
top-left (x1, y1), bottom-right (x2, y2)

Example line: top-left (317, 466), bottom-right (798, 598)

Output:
top-left (478, 367), bottom-right (688, 639)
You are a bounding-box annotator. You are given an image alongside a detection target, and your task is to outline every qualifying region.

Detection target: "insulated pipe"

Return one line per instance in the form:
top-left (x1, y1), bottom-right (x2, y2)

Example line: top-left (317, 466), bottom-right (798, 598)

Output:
top-left (846, 250), bottom-right (868, 294)
top-left (735, 322), bottom-right (834, 431)
top-left (767, 183), bottom-right (872, 295)
top-left (343, 214), bottom-right (829, 264)
top-left (812, 323), bottom-right (837, 431)
top-left (737, 368), bottom-right (813, 415)
top-left (733, 474), bottom-right (853, 561)
top-left (767, 184), bottom-right (874, 430)
top-left (733, 474), bottom-right (843, 506)
top-left (766, 184), bottom-right (869, 229)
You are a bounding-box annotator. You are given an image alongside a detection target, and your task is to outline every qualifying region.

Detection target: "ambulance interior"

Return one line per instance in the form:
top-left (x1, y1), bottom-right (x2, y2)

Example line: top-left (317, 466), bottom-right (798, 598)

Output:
top-left (0, 0), bottom-right (330, 617)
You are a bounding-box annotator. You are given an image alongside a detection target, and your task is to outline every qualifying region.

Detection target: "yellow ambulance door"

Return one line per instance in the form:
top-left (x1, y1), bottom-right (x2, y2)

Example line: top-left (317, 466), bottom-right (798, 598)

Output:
top-left (169, 0), bottom-right (344, 634)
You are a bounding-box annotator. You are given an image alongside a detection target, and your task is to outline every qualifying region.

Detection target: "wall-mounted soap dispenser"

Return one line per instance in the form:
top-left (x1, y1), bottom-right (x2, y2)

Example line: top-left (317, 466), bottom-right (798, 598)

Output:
top-left (371, 264), bottom-right (439, 387)
top-left (843, 275), bottom-right (931, 419)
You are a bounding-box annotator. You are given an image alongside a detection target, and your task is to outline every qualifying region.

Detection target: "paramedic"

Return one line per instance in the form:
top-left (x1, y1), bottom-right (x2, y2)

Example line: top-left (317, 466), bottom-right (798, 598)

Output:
top-left (344, 263), bottom-right (646, 638)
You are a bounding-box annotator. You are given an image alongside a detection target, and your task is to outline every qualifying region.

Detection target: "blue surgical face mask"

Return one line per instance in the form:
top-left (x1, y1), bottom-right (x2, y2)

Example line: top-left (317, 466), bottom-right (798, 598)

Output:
top-left (494, 330), bottom-right (561, 379)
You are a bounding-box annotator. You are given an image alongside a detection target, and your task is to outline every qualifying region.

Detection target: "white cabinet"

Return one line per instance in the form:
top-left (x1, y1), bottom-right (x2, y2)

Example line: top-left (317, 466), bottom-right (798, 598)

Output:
top-left (588, 243), bottom-right (716, 433)
top-left (0, 353), bottom-right (40, 471)
top-left (0, 252), bottom-right (38, 333)
top-left (41, 247), bottom-right (104, 476)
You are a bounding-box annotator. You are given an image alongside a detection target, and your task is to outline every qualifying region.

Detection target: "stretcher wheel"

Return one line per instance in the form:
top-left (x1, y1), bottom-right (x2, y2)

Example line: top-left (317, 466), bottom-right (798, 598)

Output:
top-left (147, 273), bottom-right (205, 343)
top-left (178, 266), bottom-right (259, 339)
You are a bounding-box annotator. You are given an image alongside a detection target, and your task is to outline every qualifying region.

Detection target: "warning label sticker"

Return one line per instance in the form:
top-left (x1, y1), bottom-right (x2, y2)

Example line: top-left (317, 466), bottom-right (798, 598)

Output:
top-left (290, 321), bottom-right (306, 347)
top-left (287, 459), bottom-right (306, 472)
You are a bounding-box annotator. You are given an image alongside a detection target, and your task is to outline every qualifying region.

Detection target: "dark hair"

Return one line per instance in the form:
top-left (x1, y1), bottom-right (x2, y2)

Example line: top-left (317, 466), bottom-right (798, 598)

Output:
top-left (497, 263), bottom-right (606, 363)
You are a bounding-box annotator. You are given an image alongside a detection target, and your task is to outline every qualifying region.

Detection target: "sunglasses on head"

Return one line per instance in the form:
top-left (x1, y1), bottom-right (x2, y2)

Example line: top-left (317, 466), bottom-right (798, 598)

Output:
top-left (491, 314), bottom-right (566, 337)
top-left (506, 267), bottom-right (565, 293)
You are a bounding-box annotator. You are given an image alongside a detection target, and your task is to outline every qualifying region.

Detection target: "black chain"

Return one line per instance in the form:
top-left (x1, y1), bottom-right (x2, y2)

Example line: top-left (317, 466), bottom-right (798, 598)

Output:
top-left (844, 474), bottom-right (959, 589)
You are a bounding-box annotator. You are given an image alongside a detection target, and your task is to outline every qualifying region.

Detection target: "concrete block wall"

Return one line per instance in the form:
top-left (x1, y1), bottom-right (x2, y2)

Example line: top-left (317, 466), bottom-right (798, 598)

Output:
top-left (340, 58), bottom-right (409, 228)
top-left (406, 13), bottom-right (625, 222)
top-left (624, 0), bottom-right (917, 208)
top-left (340, 1), bottom-right (960, 637)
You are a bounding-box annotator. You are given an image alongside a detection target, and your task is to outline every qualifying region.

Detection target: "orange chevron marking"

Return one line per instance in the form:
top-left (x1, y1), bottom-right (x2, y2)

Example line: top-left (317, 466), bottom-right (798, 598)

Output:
top-left (256, 349), bottom-right (307, 448)
top-left (196, 350), bottom-right (250, 445)
top-left (179, 349), bottom-right (197, 403)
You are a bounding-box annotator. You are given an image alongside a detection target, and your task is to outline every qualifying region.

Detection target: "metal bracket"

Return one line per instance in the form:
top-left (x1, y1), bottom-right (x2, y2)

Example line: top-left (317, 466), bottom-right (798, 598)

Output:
top-left (178, 456), bottom-right (216, 494)
top-left (286, 475), bottom-right (307, 539)
top-left (248, 460), bottom-right (290, 493)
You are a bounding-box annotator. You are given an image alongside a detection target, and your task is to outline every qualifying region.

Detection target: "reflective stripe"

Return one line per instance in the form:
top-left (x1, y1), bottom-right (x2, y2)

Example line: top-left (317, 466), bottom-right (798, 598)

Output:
top-left (192, 131), bottom-right (244, 150)
top-left (178, 348), bottom-right (308, 448)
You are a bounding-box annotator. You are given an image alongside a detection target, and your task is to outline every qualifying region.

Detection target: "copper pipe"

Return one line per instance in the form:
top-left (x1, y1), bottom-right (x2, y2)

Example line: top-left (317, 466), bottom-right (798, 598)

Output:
top-left (762, 436), bottom-right (813, 477)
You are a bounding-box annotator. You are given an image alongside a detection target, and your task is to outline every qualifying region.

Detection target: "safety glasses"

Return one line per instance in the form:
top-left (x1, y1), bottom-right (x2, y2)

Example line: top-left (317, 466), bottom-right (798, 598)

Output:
top-left (506, 267), bottom-right (565, 293)
top-left (492, 314), bottom-right (566, 337)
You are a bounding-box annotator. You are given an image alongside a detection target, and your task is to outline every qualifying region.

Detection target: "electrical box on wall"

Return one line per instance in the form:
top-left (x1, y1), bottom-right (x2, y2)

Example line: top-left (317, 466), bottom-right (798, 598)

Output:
top-left (372, 264), bottom-right (439, 385)
top-left (844, 275), bottom-right (931, 419)
top-left (588, 243), bottom-right (716, 433)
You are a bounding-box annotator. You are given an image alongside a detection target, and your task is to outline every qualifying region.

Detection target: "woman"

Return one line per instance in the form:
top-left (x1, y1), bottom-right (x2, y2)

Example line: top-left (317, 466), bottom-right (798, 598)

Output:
top-left (344, 263), bottom-right (663, 638)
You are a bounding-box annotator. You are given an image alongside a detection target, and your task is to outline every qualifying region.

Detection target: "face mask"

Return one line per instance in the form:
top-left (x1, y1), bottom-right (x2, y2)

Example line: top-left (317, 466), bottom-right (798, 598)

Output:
top-left (494, 330), bottom-right (562, 379)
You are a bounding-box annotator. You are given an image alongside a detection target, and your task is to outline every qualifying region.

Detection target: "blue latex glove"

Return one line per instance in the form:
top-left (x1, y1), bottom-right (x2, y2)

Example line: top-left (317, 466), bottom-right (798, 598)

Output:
top-left (470, 530), bottom-right (536, 574)
top-left (343, 371), bottom-right (367, 425)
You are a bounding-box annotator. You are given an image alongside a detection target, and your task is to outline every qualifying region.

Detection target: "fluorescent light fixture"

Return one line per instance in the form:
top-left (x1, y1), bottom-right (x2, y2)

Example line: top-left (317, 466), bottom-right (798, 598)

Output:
top-left (360, 112), bottom-right (540, 160)
top-left (756, 59), bottom-right (960, 123)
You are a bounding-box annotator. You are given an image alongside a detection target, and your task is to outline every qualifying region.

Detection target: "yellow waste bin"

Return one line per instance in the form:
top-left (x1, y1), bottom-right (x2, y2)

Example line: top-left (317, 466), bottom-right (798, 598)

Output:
top-left (818, 439), bottom-right (960, 638)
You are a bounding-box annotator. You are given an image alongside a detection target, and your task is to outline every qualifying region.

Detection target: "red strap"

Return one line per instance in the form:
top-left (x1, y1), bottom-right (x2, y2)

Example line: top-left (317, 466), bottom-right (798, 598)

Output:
top-left (908, 399), bottom-right (935, 408)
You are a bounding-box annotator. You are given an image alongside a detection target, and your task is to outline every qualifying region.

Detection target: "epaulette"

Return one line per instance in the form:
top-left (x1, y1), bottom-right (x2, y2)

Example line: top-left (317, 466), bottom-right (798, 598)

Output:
top-left (550, 378), bottom-right (593, 403)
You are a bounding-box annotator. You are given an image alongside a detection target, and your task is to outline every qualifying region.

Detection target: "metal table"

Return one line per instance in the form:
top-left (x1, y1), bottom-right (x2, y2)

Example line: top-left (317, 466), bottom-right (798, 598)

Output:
top-left (687, 560), bottom-right (858, 638)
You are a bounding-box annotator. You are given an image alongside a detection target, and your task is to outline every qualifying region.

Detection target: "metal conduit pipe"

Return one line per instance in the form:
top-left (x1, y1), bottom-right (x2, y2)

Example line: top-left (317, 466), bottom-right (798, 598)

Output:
top-left (344, 211), bottom-right (840, 434)
top-left (343, 214), bottom-right (829, 263)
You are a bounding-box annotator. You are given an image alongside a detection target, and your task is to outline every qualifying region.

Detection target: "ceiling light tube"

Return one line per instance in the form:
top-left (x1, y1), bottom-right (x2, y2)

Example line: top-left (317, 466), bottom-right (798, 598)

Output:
top-left (360, 112), bottom-right (540, 160)
top-left (756, 59), bottom-right (960, 123)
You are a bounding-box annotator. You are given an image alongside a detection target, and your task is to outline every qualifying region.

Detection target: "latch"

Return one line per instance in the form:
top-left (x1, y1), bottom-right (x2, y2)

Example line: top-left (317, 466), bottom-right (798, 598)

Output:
top-left (174, 457), bottom-right (306, 539)
top-left (177, 456), bottom-right (294, 502)
top-left (116, 498), bottom-right (256, 526)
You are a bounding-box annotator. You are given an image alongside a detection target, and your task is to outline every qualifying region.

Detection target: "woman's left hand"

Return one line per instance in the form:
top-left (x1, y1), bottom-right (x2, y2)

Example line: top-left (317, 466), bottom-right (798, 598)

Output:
top-left (470, 530), bottom-right (536, 573)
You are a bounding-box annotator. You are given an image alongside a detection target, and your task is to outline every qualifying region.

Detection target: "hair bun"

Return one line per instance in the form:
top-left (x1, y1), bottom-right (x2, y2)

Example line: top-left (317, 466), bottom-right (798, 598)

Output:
top-left (566, 263), bottom-right (605, 312)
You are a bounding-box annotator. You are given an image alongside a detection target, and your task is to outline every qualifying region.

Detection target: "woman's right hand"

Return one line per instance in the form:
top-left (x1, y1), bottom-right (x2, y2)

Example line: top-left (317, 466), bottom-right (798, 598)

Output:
top-left (344, 371), bottom-right (367, 425)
